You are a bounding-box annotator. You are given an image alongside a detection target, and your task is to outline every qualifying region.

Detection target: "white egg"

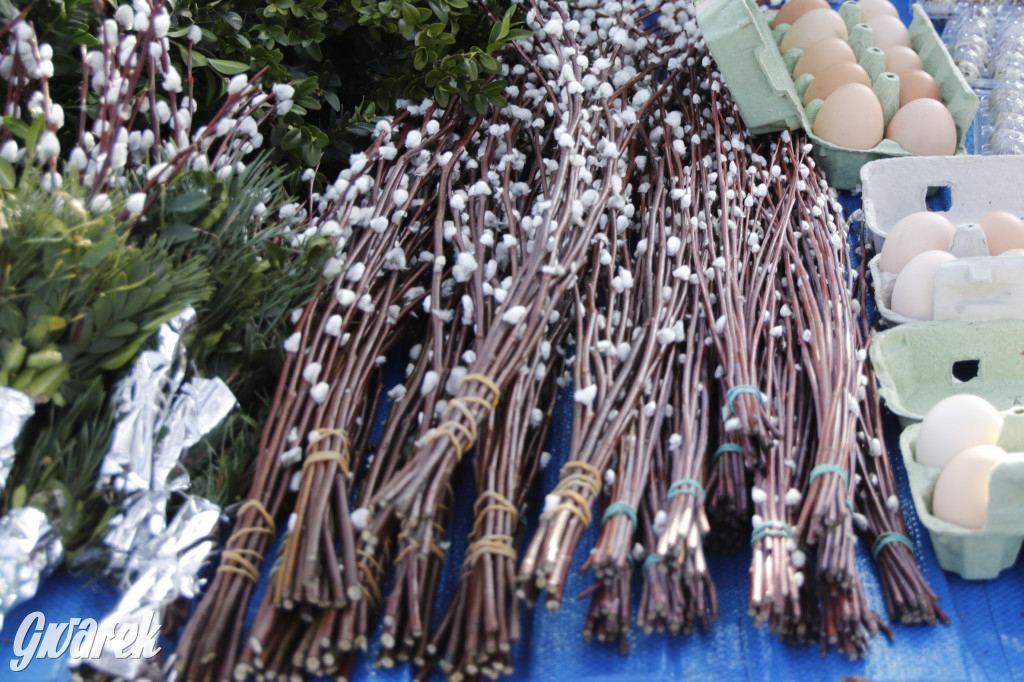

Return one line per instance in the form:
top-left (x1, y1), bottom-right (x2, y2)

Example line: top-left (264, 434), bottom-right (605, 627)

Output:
top-left (916, 394), bottom-right (1003, 469)
top-left (889, 249), bottom-right (956, 320)
top-left (932, 444), bottom-right (1007, 529)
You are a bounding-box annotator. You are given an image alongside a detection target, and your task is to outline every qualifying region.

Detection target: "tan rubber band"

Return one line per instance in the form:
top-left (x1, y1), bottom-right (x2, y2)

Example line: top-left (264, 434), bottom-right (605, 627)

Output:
top-left (542, 489), bottom-right (593, 526)
top-left (447, 398), bottom-right (479, 440)
top-left (460, 395), bottom-right (496, 411)
top-left (420, 425), bottom-right (467, 458)
top-left (217, 548), bottom-right (262, 582)
top-left (556, 472), bottom-right (602, 497)
top-left (357, 562), bottom-right (383, 606)
top-left (463, 534), bottom-right (516, 568)
top-left (303, 450), bottom-right (350, 474)
top-left (561, 461), bottom-right (601, 480)
top-left (458, 373), bottom-right (501, 407)
top-left (226, 525), bottom-right (274, 547)
top-left (238, 499), bottom-right (276, 535)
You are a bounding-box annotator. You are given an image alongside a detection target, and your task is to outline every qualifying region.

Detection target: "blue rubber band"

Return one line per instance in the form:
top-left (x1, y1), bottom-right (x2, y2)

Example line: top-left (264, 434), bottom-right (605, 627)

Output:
top-left (667, 478), bottom-right (706, 502)
top-left (643, 554), bottom-right (661, 572)
top-left (712, 443), bottom-right (744, 461)
top-left (871, 532), bottom-right (916, 561)
top-left (750, 520), bottom-right (794, 545)
top-left (809, 464), bottom-right (850, 488)
top-left (725, 384), bottom-right (764, 416)
top-left (602, 501), bottom-right (638, 528)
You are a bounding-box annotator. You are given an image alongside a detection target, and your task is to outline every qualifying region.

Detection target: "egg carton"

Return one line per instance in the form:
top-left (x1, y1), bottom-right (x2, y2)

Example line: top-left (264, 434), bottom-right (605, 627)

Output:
top-left (898, 406), bottom-right (1024, 579)
top-left (869, 318), bottom-right (1024, 426)
top-left (860, 154), bottom-right (1024, 324)
top-left (694, 0), bottom-right (978, 189)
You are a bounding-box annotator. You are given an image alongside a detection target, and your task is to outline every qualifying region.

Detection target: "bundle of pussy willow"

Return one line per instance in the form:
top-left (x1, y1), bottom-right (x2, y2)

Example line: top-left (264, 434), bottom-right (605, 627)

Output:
top-left (168, 0), bottom-right (945, 680)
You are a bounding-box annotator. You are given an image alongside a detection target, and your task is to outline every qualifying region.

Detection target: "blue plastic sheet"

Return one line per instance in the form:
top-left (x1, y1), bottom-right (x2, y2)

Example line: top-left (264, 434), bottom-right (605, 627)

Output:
top-left (2, 2), bottom-right (1022, 679)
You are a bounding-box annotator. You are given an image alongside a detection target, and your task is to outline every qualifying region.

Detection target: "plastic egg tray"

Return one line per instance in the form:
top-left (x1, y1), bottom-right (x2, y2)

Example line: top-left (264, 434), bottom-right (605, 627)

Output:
top-left (694, 0), bottom-right (977, 189)
top-left (859, 154), bottom-right (1024, 325)
top-left (870, 319), bottom-right (1024, 578)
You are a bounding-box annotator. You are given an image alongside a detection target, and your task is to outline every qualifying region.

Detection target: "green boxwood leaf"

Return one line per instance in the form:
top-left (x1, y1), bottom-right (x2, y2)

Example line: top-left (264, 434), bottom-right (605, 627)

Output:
top-left (208, 58), bottom-right (250, 75)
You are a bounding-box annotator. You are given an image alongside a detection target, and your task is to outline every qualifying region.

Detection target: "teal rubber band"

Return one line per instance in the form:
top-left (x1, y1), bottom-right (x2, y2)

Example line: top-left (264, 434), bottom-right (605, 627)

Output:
top-left (712, 443), bottom-right (744, 461)
top-left (809, 464), bottom-right (850, 488)
top-left (845, 500), bottom-right (855, 515)
top-left (642, 554), bottom-right (661, 572)
top-left (601, 501), bottom-right (638, 528)
top-left (750, 520), bottom-right (794, 545)
top-left (871, 532), bottom-right (916, 561)
top-left (726, 384), bottom-right (764, 416)
top-left (667, 478), bottom-right (706, 502)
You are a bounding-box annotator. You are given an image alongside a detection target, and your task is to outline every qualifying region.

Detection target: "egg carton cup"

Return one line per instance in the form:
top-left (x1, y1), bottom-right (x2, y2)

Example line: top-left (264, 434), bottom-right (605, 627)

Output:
top-left (694, 0), bottom-right (978, 190)
top-left (899, 407), bottom-right (1024, 579)
top-left (869, 318), bottom-right (1024, 426)
top-left (868, 224), bottom-right (1024, 326)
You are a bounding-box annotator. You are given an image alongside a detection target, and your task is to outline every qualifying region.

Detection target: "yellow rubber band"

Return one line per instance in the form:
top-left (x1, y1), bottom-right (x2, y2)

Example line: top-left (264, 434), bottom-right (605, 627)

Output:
top-left (555, 472), bottom-right (602, 497)
top-left (226, 525), bottom-right (274, 547)
top-left (458, 373), bottom-right (501, 408)
top-left (460, 396), bottom-right (496, 411)
top-left (448, 395), bottom-right (479, 438)
top-left (463, 534), bottom-right (516, 568)
top-left (357, 562), bottom-right (383, 607)
top-left (542, 491), bottom-right (593, 526)
top-left (216, 565), bottom-right (261, 582)
top-left (217, 548), bottom-right (262, 582)
top-left (420, 425), bottom-right (467, 459)
top-left (303, 450), bottom-right (351, 474)
top-left (238, 499), bottom-right (276, 535)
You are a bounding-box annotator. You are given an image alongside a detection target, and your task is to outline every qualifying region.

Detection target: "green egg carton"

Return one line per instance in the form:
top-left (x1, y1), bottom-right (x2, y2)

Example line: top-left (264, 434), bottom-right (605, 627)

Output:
top-left (869, 319), bottom-right (1024, 426)
top-left (899, 408), bottom-right (1024, 579)
top-left (693, 0), bottom-right (978, 190)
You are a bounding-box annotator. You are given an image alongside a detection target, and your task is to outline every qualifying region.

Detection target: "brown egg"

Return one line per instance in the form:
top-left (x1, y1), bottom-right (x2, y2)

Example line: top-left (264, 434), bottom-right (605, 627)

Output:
top-left (858, 0), bottom-right (901, 22)
top-left (899, 69), bottom-right (942, 107)
top-left (770, 0), bottom-right (830, 29)
top-left (979, 211), bottom-right (1024, 254)
top-left (780, 9), bottom-right (848, 53)
top-left (884, 45), bottom-right (925, 75)
top-left (886, 98), bottom-right (957, 155)
top-left (878, 211), bottom-right (956, 273)
top-left (812, 83), bottom-right (885, 149)
top-left (792, 37), bottom-right (858, 79)
top-left (802, 61), bottom-right (872, 105)
top-left (867, 15), bottom-right (913, 48)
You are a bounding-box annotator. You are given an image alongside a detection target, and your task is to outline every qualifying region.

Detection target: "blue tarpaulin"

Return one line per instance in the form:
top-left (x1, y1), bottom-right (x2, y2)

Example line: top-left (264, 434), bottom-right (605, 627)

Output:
top-left (1, 2), bottom-right (1021, 680)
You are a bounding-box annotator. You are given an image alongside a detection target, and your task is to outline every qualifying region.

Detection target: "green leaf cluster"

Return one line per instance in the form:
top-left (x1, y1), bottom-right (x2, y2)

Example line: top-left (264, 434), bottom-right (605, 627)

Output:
top-left (0, 157), bottom-right (328, 553)
top-left (173, 0), bottom-right (528, 172)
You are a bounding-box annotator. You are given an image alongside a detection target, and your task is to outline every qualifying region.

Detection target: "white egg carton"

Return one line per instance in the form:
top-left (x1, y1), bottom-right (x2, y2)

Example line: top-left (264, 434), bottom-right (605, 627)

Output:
top-left (899, 406), bottom-right (1024, 579)
top-left (695, 0), bottom-right (977, 189)
top-left (860, 154), bottom-right (1024, 325)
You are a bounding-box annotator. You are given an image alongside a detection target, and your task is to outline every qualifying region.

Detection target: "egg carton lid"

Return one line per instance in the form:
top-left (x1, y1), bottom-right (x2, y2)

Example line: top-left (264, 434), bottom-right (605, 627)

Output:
top-left (694, 0), bottom-right (977, 189)
top-left (861, 154), bottom-right (1024, 252)
top-left (898, 410), bottom-right (1024, 579)
top-left (869, 318), bottom-right (1024, 424)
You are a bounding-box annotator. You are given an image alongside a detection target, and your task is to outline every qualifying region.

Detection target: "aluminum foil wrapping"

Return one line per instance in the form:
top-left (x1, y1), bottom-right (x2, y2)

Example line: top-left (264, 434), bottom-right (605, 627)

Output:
top-left (102, 376), bottom-right (237, 571)
top-left (97, 305), bottom-right (237, 569)
top-left (0, 387), bottom-right (34, 493)
top-left (0, 506), bottom-right (63, 631)
top-left (69, 495), bottom-right (222, 679)
top-left (71, 306), bottom-right (237, 676)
